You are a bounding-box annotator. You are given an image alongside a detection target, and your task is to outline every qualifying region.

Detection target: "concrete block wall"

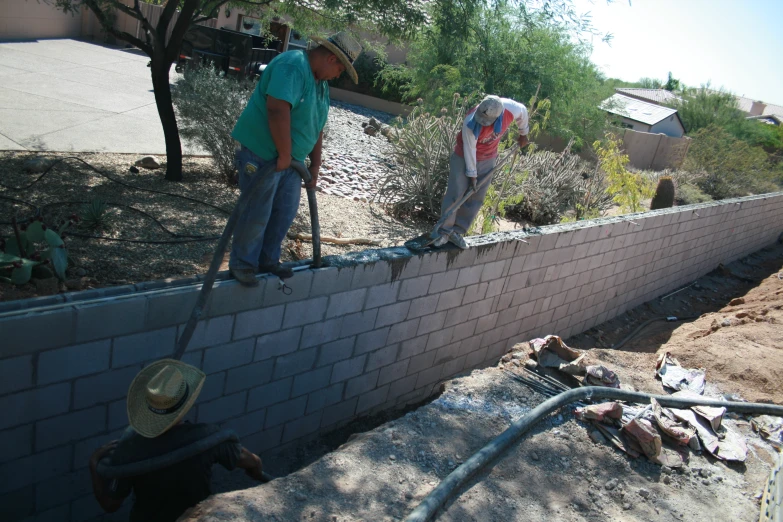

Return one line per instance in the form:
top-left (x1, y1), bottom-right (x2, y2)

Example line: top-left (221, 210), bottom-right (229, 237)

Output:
top-left (1, 193), bottom-right (782, 521)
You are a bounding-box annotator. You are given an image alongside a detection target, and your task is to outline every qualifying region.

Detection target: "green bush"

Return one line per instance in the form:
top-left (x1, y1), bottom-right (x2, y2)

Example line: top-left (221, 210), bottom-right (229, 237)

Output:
top-left (675, 184), bottom-right (712, 205)
top-left (683, 125), bottom-right (778, 199)
top-left (172, 66), bottom-right (253, 183)
top-left (330, 54), bottom-right (413, 104)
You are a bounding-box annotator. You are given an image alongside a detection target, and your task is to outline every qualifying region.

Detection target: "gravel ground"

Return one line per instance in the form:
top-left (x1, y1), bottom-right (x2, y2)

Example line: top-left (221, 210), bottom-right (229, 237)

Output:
top-left (0, 101), bottom-right (429, 302)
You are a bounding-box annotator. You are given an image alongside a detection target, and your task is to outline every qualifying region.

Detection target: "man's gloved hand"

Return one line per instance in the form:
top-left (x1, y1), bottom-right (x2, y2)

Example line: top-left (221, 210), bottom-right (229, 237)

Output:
top-left (517, 134), bottom-right (529, 148)
top-left (469, 176), bottom-right (478, 192)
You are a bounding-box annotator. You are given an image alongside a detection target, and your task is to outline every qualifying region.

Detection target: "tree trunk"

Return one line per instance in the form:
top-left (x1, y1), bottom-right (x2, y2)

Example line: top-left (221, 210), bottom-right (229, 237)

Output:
top-left (150, 54), bottom-right (183, 181)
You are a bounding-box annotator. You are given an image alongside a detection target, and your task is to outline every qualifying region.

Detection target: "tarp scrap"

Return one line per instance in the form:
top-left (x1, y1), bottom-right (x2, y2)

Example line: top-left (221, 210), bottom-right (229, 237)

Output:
top-left (529, 335), bottom-right (584, 369)
top-left (592, 423), bottom-right (641, 458)
top-left (575, 402), bottom-right (623, 423)
top-left (655, 352), bottom-right (706, 394)
top-left (671, 390), bottom-right (726, 431)
top-left (622, 418), bottom-right (661, 459)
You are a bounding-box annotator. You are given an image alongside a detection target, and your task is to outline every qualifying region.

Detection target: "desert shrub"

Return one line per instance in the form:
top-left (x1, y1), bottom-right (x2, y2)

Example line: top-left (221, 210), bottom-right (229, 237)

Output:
top-left (489, 144), bottom-right (609, 227)
top-left (375, 94), bottom-right (473, 220)
top-left (676, 184), bottom-right (712, 205)
top-left (172, 66), bottom-right (253, 184)
top-left (595, 133), bottom-right (655, 212)
top-left (330, 55), bottom-right (413, 104)
top-left (683, 125), bottom-right (778, 199)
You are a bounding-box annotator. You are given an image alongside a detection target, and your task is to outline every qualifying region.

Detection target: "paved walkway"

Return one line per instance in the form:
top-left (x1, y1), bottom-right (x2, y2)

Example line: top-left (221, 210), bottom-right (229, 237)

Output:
top-left (0, 38), bottom-right (202, 154)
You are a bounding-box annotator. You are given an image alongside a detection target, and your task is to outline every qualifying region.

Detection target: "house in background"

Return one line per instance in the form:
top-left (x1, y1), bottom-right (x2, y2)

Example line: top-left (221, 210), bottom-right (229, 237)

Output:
top-left (600, 93), bottom-right (686, 138)
top-left (615, 88), bottom-right (682, 106)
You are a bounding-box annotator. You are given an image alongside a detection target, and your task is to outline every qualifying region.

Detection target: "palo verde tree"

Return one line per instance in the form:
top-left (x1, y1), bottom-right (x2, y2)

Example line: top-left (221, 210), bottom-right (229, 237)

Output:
top-left (50, 0), bottom-right (427, 181)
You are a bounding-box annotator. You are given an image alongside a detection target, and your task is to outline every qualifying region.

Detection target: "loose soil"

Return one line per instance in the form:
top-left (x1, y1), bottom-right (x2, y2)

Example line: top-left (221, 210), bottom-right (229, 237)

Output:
top-left (189, 243), bottom-right (783, 522)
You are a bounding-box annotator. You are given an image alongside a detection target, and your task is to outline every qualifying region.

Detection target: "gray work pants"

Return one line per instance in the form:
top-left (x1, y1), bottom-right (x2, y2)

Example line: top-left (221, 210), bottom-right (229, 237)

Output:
top-left (434, 153), bottom-right (497, 237)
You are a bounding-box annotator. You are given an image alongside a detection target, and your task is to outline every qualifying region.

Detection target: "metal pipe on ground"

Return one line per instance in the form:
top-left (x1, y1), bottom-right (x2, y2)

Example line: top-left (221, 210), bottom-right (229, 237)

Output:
top-left (404, 387), bottom-right (783, 522)
top-left (174, 160), bottom-right (319, 360)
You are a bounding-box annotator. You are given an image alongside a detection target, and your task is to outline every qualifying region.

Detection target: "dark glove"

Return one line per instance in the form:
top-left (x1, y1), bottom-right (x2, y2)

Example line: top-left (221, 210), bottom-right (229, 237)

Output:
top-left (469, 177), bottom-right (477, 192)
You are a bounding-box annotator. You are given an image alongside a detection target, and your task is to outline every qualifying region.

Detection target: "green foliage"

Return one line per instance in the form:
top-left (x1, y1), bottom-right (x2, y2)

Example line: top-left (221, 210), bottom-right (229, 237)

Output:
top-left (637, 77), bottom-right (662, 89)
top-left (375, 94), bottom-right (471, 220)
top-left (675, 184), bottom-right (712, 205)
top-left (594, 133), bottom-right (655, 212)
top-left (79, 198), bottom-right (116, 232)
top-left (683, 125), bottom-right (778, 199)
top-left (384, 1), bottom-right (613, 149)
top-left (668, 87), bottom-right (741, 134)
top-left (663, 72), bottom-right (680, 92)
top-left (173, 65), bottom-right (253, 183)
top-left (649, 176), bottom-right (675, 210)
top-left (1, 218), bottom-right (69, 285)
top-left (329, 54), bottom-right (413, 104)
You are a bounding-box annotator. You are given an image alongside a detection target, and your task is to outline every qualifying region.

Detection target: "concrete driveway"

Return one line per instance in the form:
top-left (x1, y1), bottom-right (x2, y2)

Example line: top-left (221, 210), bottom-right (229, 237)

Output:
top-left (0, 38), bottom-right (202, 154)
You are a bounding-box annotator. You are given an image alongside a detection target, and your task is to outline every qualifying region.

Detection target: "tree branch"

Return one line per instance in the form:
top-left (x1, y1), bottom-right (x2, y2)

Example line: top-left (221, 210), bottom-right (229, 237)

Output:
top-left (165, 0), bottom-right (202, 63)
top-left (82, 0), bottom-right (153, 54)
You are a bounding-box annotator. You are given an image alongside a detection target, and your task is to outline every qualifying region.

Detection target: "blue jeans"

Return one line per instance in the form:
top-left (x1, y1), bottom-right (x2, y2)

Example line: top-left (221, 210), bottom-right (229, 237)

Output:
top-left (229, 146), bottom-right (301, 270)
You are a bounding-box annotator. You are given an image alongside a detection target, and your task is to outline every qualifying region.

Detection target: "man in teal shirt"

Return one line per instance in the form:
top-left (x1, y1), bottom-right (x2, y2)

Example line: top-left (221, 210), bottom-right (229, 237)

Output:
top-left (229, 32), bottom-right (362, 285)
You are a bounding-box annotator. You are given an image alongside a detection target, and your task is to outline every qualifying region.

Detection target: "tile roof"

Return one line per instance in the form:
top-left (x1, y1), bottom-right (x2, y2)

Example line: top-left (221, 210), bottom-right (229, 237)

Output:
top-left (600, 93), bottom-right (681, 126)
top-left (615, 88), bottom-right (681, 105)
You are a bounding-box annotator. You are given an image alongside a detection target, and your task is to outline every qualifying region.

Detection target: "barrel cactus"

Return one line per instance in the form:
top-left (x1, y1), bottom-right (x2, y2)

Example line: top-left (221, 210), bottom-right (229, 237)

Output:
top-left (650, 176), bottom-right (675, 210)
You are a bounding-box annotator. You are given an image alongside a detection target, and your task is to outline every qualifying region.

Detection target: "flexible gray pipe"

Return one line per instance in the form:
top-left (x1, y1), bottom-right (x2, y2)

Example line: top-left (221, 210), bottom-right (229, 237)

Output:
top-left (175, 160), bottom-right (319, 360)
top-left (97, 429), bottom-right (238, 479)
top-left (404, 386), bottom-right (783, 522)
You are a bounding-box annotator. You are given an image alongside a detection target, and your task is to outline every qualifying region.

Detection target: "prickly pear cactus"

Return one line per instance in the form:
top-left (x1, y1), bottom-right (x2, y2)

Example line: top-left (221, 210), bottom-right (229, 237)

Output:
top-left (650, 176), bottom-right (675, 210)
top-left (1, 217), bottom-right (70, 285)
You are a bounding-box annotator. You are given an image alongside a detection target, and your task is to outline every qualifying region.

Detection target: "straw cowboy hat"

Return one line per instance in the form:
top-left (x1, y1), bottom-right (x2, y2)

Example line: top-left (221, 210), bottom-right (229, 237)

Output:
top-left (310, 32), bottom-right (362, 84)
top-left (127, 359), bottom-right (205, 438)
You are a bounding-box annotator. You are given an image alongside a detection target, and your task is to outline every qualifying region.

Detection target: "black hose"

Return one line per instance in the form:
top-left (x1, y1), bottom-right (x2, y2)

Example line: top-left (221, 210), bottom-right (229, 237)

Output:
top-left (611, 315), bottom-right (699, 350)
top-left (174, 160), bottom-right (319, 360)
top-left (97, 429), bottom-right (239, 479)
top-left (404, 386), bottom-right (783, 522)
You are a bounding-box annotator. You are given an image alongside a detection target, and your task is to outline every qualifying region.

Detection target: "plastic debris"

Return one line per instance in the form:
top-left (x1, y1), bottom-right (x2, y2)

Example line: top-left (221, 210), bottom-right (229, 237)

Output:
top-left (670, 407), bottom-right (747, 462)
top-left (655, 352), bottom-right (706, 394)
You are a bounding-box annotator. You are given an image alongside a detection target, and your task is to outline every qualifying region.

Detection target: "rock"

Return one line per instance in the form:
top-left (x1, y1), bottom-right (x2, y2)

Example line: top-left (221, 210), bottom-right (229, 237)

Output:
top-left (721, 318), bottom-right (731, 327)
top-left (369, 117), bottom-right (381, 128)
top-left (638, 488), bottom-right (650, 499)
top-left (389, 455), bottom-right (396, 461)
top-left (23, 157), bottom-right (53, 173)
top-left (32, 277), bottom-right (59, 296)
top-left (65, 278), bottom-right (85, 290)
top-left (605, 478), bottom-right (619, 491)
top-left (524, 359), bottom-right (538, 370)
top-left (699, 468), bottom-right (712, 478)
top-left (736, 311), bottom-right (748, 318)
top-left (75, 267), bottom-right (87, 277)
top-left (663, 475), bottom-right (671, 485)
top-left (729, 297), bottom-right (745, 306)
top-left (623, 502), bottom-right (632, 510)
top-left (135, 155), bottom-right (161, 169)
top-left (129, 165), bottom-right (140, 174)
top-left (364, 126), bottom-right (377, 136)
top-left (530, 452), bottom-right (539, 461)
top-left (294, 491), bottom-right (307, 501)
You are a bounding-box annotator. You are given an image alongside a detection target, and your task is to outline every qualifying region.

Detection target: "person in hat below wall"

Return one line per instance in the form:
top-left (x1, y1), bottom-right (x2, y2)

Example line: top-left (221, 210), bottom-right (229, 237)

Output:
top-left (228, 32), bottom-right (363, 286)
top-left (431, 95), bottom-right (530, 249)
top-left (88, 360), bottom-right (268, 522)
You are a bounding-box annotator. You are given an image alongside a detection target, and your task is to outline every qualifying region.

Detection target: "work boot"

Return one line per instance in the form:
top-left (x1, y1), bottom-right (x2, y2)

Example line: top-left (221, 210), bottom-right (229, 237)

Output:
top-left (230, 268), bottom-right (259, 287)
top-left (259, 263), bottom-right (294, 280)
top-left (431, 234), bottom-right (449, 248)
top-left (449, 232), bottom-right (468, 250)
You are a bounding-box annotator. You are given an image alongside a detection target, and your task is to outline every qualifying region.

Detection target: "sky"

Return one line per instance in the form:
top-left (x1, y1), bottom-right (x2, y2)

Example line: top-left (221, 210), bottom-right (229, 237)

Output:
top-left (571, 0), bottom-right (783, 104)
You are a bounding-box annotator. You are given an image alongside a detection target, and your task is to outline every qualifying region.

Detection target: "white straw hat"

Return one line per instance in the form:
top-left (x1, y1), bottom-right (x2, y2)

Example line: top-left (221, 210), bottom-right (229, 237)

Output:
top-left (310, 32), bottom-right (362, 84)
top-left (126, 359), bottom-right (205, 438)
